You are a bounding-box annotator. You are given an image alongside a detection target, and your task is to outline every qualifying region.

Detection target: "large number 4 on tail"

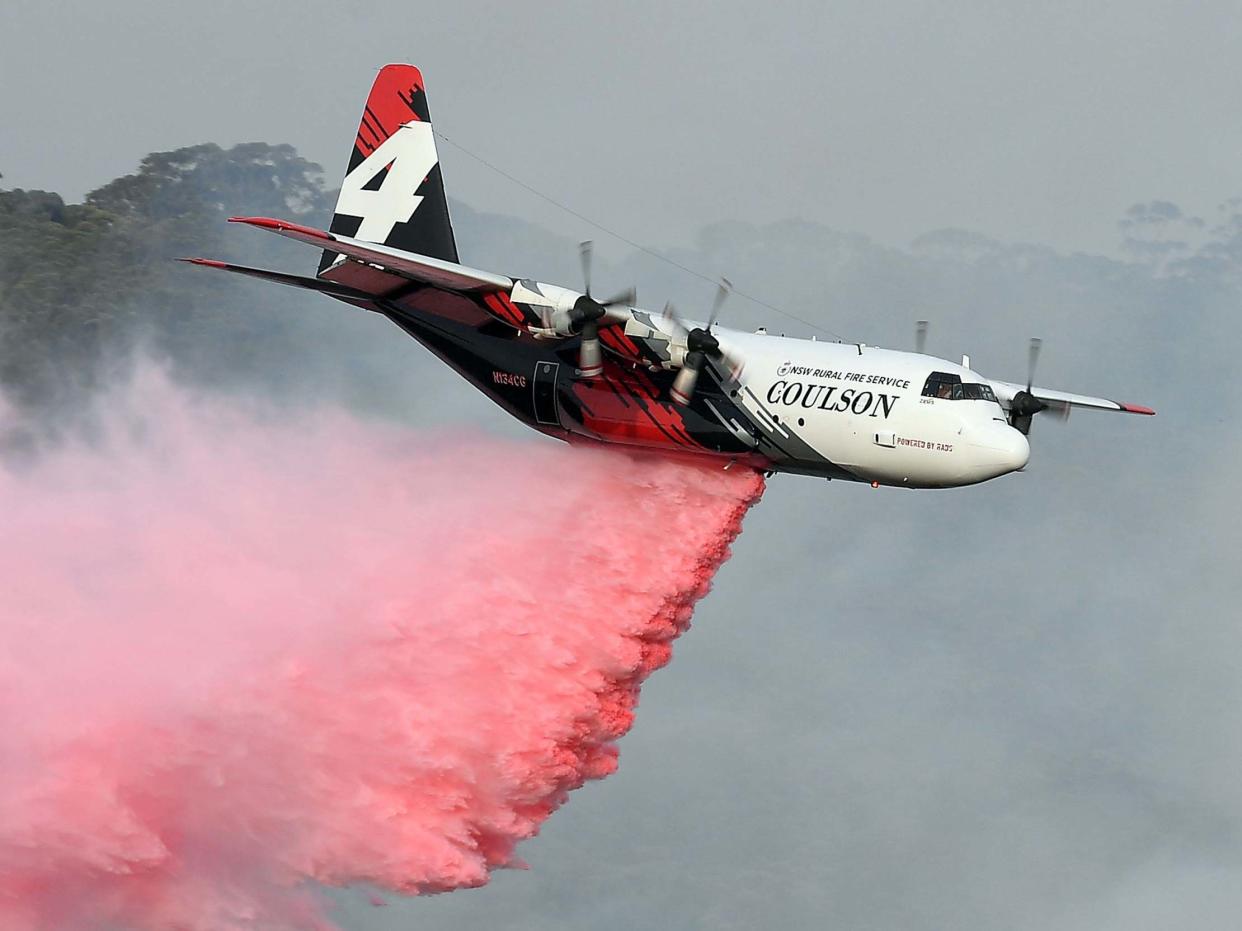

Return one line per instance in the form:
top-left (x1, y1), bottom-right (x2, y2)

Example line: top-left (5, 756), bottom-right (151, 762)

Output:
top-left (334, 122), bottom-right (439, 246)
top-left (317, 63), bottom-right (460, 275)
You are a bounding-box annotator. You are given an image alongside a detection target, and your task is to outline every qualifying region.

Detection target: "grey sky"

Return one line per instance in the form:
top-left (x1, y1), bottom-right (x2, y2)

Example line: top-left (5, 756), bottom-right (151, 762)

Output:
top-left (3, 0), bottom-right (1242, 257)
top-left (5, 3), bottom-right (1240, 929)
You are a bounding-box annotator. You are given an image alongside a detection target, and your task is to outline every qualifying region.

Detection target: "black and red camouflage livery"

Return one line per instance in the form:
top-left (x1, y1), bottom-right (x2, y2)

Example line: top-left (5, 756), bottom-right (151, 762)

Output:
top-left (184, 65), bottom-right (1152, 487)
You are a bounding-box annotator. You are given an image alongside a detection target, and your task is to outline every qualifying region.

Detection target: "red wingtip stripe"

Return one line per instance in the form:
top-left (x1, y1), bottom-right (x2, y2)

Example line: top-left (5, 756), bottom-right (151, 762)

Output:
top-left (228, 216), bottom-right (332, 240)
top-left (1120, 403), bottom-right (1156, 415)
top-left (180, 257), bottom-right (228, 268)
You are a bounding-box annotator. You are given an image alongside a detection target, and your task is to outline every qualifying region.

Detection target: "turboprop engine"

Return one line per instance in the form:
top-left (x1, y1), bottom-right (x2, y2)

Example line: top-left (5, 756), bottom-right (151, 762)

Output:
top-left (505, 243), bottom-right (744, 404)
top-left (507, 242), bottom-right (638, 377)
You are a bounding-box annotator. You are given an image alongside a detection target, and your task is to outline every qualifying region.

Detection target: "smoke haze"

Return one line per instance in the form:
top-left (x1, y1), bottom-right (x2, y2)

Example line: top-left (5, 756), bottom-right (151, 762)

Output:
top-left (0, 369), bottom-right (763, 929)
top-left (3, 4), bottom-right (1239, 924)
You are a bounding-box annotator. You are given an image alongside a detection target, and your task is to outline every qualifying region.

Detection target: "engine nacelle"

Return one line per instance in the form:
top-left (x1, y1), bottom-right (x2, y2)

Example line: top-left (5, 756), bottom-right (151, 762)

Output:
top-left (510, 279), bottom-right (589, 337)
top-left (615, 312), bottom-right (686, 369)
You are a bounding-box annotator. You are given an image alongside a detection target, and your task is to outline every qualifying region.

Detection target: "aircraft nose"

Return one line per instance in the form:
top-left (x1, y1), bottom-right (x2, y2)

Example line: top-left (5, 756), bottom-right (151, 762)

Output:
top-left (984, 423), bottom-right (1031, 473)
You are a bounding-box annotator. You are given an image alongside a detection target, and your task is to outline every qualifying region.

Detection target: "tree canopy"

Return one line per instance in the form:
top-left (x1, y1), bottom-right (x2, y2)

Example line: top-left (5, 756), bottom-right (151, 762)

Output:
top-left (0, 143), bottom-right (336, 416)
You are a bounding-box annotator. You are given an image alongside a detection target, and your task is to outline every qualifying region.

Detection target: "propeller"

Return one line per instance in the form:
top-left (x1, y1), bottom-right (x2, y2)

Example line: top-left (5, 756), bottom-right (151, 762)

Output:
top-left (708, 277), bottom-right (731, 329)
top-left (1008, 337), bottom-right (1049, 435)
top-left (915, 320), bottom-right (928, 354)
top-left (569, 241), bottom-right (636, 378)
top-left (663, 280), bottom-right (744, 406)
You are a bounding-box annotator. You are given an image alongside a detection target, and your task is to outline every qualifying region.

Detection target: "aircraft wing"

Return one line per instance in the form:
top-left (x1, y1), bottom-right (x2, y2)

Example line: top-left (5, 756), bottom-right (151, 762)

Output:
top-left (989, 380), bottom-right (1155, 416)
top-left (178, 258), bottom-right (376, 303)
top-left (227, 216), bottom-right (514, 293)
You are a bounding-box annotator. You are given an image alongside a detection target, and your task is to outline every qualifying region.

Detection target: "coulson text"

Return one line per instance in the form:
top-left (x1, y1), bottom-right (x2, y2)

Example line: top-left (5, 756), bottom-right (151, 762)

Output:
top-left (765, 380), bottom-right (898, 419)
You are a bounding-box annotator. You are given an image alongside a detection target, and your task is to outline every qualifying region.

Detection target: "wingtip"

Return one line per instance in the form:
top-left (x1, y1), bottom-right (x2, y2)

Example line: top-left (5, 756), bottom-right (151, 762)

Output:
top-left (228, 216), bottom-right (331, 240)
top-left (179, 257), bottom-right (228, 268)
top-left (1120, 403), bottom-right (1156, 416)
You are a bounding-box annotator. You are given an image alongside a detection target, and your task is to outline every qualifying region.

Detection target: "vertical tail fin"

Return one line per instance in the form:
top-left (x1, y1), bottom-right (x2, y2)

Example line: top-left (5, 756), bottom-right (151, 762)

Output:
top-left (318, 64), bottom-right (458, 276)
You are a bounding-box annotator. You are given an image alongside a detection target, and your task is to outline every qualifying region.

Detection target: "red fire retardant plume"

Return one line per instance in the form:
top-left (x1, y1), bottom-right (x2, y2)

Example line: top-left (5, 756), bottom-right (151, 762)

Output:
top-left (0, 372), bottom-right (764, 930)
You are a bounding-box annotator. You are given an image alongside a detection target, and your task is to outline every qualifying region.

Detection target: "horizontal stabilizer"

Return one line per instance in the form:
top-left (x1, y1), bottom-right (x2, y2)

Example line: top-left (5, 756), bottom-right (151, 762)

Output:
top-left (179, 258), bottom-right (376, 303)
top-left (229, 216), bottom-right (513, 294)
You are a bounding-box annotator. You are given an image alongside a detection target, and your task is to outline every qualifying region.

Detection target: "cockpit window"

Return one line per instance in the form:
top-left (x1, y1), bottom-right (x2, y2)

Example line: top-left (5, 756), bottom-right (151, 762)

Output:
top-left (922, 372), bottom-right (960, 398)
top-left (922, 373), bottom-right (996, 402)
top-left (962, 383), bottom-right (997, 402)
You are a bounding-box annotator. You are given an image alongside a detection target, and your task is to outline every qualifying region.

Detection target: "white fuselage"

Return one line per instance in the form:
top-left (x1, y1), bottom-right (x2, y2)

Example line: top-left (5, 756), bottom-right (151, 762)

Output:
top-left (711, 329), bottom-right (1031, 487)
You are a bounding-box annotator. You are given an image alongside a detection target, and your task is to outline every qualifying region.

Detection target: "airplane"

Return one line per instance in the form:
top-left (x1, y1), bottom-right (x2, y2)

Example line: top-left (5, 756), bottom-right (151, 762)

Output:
top-left (184, 63), bottom-right (1154, 490)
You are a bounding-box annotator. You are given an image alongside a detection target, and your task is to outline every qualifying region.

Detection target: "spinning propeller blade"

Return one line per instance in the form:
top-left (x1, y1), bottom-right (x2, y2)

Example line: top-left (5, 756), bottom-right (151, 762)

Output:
top-left (707, 278), bottom-right (732, 329)
top-left (579, 240), bottom-right (593, 300)
top-left (670, 351), bottom-right (705, 406)
top-left (602, 286), bottom-right (636, 309)
top-left (571, 241), bottom-right (634, 378)
top-left (663, 283), bottom-right (745, 405)
top-left (1008, 336), bottom-right (1050, 435)
top-left (662, 300), bottom-right (690, 342)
